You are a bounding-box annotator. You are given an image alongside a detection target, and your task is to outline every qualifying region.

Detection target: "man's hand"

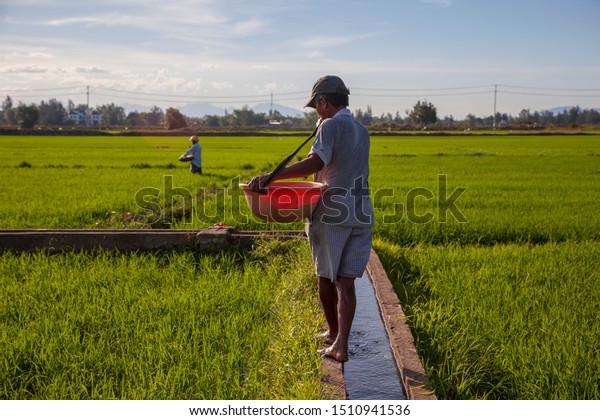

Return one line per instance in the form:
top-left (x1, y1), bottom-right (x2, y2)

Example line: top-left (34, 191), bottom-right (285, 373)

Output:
top-left (248, 174), bottom-right (270, 194)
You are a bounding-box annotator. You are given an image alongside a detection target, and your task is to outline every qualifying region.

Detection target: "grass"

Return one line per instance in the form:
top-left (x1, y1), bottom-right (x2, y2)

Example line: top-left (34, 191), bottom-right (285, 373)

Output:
top-left (1, 134), bottom-right (598, 239)
top-left (374, 239), bottom-right (600, 399)
top-left (369, 135), bottom-right (600, 245)
top-left (0, 135), bottom-right (309, 229)
top-left (1, 133), bottom-right (599, 399)
top-left (0, 239), bottom-right (324, 399)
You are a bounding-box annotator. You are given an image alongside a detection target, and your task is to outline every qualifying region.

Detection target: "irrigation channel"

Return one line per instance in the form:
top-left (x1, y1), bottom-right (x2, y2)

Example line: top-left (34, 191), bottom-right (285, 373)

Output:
top-left (344, 271), bottom-right (405, 400)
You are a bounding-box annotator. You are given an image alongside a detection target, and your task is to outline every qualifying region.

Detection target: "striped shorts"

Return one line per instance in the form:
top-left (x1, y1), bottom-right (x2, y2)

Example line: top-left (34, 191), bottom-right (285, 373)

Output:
top-left (306, 221), bottom-right (373, 281)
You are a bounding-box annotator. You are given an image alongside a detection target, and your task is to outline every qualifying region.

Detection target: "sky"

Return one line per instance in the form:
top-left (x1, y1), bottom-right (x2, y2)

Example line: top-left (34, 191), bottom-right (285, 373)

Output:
top-left (1, 0), bottom-right (599, 119)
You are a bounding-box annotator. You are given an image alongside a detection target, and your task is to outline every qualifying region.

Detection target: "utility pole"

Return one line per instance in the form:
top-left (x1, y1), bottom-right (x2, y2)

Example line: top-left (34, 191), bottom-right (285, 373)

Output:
top-left (86, 85), bottom-right (91, 126)
top-left (270, 92), bottom-right (273, 117)
top-left (493, 84), bottom-right (497, 129)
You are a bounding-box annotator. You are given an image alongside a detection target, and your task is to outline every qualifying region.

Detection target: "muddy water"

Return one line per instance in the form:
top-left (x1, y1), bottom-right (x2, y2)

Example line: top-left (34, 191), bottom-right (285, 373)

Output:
top-left (343, 272), bottom-right (406, 400)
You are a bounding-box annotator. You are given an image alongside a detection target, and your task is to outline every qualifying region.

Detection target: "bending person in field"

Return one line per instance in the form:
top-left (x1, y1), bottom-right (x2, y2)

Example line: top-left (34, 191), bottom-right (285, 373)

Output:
top-left (178, 135), bottom-right (202, 174)
top-left (248, 75), bottom-right (374, 363)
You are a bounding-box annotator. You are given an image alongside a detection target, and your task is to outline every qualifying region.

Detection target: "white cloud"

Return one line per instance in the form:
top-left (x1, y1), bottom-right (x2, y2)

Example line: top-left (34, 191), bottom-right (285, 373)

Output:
top-left (45, 15), bottom-right (116, 27)
top-left (27, 51), bottom-right (54, 59)
top-left (230, 18), bottom-right (268, 37)
top-left (299, 35), bottom-right (351, 50)
top-left (212, 81), bottom-right (234, 90)
top-left (0, 66), bottom-right (47, 74)
top-left (76, 67), bottom-right (111, 74)
top-left (249, 64), bottom-right (272, 70)
top-left (305, 50), bottom-right (324, 59)
top-left (199, 63), bottom-right (222, 70)
top-left (41, 3), bottom-right (266, 41)
top-left (1, 50), bottom-right (54, 60)
top-left (421, 0), bottom-right (453, 7)
top-left (298, 32), bottom-right (378, 51)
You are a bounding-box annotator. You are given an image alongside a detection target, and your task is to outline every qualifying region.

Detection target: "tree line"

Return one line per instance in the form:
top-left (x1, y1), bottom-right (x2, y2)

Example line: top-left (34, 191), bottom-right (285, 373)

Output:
top-left (1, 95), bottom-right (599, 130)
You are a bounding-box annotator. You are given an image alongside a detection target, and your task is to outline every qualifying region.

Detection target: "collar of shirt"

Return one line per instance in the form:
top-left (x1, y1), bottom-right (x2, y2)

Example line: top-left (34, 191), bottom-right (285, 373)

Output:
top-left (333, 108), bottom-right (351, 118)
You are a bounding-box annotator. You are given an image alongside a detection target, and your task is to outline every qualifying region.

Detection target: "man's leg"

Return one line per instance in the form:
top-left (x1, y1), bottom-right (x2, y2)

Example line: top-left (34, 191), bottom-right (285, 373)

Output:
top-left (318, 276), bottom-right (338, 344)
top-left (322, 276), bottom-right (356, 362)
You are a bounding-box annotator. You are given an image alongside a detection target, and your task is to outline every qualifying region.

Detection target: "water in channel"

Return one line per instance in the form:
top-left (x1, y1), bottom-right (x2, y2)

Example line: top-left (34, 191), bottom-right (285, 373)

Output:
top-left (343, 272), bottom-right (406, 400)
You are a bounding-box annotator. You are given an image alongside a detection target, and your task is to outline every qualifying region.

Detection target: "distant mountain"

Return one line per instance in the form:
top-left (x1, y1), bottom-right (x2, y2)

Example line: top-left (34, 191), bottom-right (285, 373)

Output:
top-left (547, 106), bottom-right (574, 115)
top-left (251, 102), bottom-right (305, 118)
top-left (121, 103), bottom-right (154, 114)
top-left (546, 106), bottom-right (600, 115)
top-left (180, 103), bottom-right (226, 117)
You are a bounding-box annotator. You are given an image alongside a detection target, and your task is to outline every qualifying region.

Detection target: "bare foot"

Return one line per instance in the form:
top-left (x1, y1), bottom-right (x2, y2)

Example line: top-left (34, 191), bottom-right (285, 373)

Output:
top-left (318, 345), bottom-right (348, 363)
top-left (315, 331), bottom-right (335, 345)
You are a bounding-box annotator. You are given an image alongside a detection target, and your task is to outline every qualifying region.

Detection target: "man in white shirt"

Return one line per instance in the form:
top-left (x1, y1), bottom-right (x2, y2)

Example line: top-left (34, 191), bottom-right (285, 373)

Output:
top-left (249, 75), bottom-right (374, 362)
top-left (178, 135), bottom-right (202, 174)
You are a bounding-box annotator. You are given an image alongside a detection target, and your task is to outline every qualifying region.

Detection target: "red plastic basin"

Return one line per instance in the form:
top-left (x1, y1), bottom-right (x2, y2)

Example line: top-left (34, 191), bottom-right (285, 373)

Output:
top-left (239, 181), bottom-right (325, 223)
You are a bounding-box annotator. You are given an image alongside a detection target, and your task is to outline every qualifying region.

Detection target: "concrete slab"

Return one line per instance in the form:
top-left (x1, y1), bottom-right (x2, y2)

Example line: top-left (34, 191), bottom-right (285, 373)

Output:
top-left (0, 228), bottom-right (306, 253)
top-left (367, 249), bottom-right (437, 400)
top-left (321, 356), bottom-right (347, 399)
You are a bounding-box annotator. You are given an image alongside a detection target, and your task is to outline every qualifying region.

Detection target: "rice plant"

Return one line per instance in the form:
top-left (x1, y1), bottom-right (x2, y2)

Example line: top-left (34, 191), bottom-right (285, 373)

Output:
top-left (0, 240), bottom-right (324, 399)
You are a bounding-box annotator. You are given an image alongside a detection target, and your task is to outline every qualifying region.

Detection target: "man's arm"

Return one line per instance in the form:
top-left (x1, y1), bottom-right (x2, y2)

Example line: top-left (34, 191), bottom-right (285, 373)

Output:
top-left (273, 153), bottom-right (324, 180)
top-left (179, 146), bottom-right (194, 162)
top-left (248, 154), bottom-right (324, 192)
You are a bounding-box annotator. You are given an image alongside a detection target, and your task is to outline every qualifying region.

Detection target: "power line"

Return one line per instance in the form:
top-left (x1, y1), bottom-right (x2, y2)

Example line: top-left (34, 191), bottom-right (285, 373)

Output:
top-left (5, 84), bottom-right (600, 102)
top-left (497, 84), bottom-right (600, 92)
top-left (93, 86), bottom-right (307, 100)
top-left (498, 89), bottom-right (600, 98)
top-left (352, 84), bottom-right (493, 92)
top-left (95, 87), bottom-right (268, 100)
top-left (1, 92), bottom-right (83, 99)
top-left (3, 84), bottom-right (599, 116)
top-left (92, 91), bottom-right (307, 105)
top-left (353, 90), bottom-right (493, 98)
top-left (2, 86), bottom-right (86, 93)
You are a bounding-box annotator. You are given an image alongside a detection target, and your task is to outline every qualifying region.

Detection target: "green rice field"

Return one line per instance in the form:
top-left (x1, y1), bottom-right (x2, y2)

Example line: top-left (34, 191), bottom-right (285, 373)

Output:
top-left (375, 239), bottom-right (599, 399)
top-left (0, 239), bottom-right (323, 399)
top-left (1, 133), bottom-right (599, 399)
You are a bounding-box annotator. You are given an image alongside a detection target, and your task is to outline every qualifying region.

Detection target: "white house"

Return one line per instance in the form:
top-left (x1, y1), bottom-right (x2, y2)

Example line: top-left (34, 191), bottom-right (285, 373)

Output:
top-left (69, 109), bottom-right (102, 126)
